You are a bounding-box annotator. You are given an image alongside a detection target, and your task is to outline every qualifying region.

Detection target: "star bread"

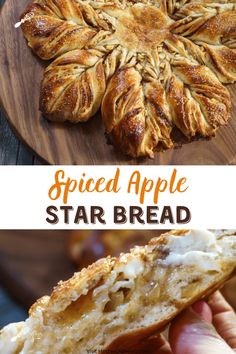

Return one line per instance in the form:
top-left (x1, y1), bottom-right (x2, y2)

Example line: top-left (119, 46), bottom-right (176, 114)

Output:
top-left (21, 0), bottom-right (236, 157)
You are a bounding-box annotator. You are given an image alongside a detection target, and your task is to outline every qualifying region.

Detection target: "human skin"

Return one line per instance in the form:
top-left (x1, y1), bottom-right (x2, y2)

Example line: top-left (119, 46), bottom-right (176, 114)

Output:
top-left (153, 291), bottom-right (236, 354)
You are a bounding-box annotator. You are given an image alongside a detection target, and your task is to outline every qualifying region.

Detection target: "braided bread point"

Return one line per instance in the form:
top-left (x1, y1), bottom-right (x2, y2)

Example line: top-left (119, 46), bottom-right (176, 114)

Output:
top-left (21, 0), bottom-right (236, 157)
top-left (21, 1), bottom-right (97, 60)
top-left (0, 230), bottom-right (236, 353)
top-left (102, 58), bottom-right (231, 157)
top-left (40, 49), bottom-right (106, 122)
top-left (102, 66), bottom-right (174, 157)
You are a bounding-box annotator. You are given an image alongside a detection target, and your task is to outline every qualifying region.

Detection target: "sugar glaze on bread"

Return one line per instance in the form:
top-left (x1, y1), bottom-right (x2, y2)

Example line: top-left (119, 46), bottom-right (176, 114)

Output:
top-left (19, 0), bottom-right (236, 157)
top-left (1, 229), bottom-right (236, 353)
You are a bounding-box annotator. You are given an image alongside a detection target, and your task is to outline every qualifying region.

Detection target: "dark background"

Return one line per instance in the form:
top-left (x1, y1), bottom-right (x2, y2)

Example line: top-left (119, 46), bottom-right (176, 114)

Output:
top-left (0, 110), bottom-right (44, 165)
top-left (0, 288), bottom-right (27, 327)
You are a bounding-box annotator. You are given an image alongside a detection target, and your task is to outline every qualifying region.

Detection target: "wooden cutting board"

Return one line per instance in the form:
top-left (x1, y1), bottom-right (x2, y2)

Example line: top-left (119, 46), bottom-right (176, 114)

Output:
top-left (1, 0), bottom-right (236, 165)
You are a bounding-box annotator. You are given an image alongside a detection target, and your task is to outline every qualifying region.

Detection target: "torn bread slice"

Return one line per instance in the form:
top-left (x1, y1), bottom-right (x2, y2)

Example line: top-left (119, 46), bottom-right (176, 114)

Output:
top-left (1, 229), bottom-right (236, 354)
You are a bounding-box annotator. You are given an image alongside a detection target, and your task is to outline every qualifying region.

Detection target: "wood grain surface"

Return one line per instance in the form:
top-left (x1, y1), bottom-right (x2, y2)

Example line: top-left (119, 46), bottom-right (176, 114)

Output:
top-left (0, 109), bottom-right (43, 165)
top-left (1, 0), bottom-right (236, 165)
top-left (0, 0), bottom-right (42, 166)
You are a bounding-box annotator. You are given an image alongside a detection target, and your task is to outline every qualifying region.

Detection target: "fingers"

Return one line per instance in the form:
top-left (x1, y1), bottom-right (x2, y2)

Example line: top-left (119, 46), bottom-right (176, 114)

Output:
top-left (169, 307), bottom-right (234, 354)
top-left (192, 300), bottom-right (213, 323)
top-left (208, 291), bottom-right (236, 350)
top-left (157, 293), bottom-right (236, 354)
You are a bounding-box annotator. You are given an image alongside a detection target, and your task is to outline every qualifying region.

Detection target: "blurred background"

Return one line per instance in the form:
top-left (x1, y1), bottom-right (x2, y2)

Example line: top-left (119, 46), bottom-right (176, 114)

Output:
top-left (0, 230), bottom-right (235, 328)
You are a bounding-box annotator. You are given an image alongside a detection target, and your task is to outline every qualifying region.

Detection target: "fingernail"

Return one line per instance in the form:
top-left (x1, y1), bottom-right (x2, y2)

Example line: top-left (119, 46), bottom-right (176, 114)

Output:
top-left (192, 300), bottom-right (212, 323)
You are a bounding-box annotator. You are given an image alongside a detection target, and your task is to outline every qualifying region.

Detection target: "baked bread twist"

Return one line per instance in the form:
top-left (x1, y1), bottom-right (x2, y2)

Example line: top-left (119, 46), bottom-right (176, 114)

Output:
top-left (20, 0), bottom-right (236, 157)
top-left (1, 229), bottom-right (236, 353)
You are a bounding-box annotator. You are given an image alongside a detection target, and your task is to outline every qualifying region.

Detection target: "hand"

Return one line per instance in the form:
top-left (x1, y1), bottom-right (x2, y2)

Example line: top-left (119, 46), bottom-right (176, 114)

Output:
top-left (154, 291), bottom-right (236, 354)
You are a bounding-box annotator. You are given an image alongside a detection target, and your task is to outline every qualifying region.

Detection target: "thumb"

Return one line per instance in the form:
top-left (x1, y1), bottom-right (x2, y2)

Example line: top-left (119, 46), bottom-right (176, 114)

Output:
top-left (169, 306), bottom-right (234, 354)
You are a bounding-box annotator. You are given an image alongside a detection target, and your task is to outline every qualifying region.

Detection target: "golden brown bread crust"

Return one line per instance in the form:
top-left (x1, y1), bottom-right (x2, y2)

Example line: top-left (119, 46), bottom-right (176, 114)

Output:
top-left (20, 1), bottom-right (97, 60)
top-left (1, 230), bottom-right (236, 354)
top-left (40, 49), bottom-right (106, 122)
top-left (20, 0), bottom-right (236, 157)
top-left (104, 269), bottom-right (234, 352)
top-left (48, 256), bottom-right (115, 313)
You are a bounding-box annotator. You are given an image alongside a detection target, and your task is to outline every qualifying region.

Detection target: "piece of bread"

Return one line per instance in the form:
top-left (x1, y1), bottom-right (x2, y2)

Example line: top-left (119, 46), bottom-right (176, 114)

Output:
top-left (19, 0), bottom-right (235, 157)
top-left (1, 229), bottom-right (236, 353)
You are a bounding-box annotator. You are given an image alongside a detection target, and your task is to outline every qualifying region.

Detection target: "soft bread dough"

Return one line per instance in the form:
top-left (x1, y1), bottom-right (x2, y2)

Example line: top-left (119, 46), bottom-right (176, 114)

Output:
top-left (1, 229), bottom-right (236, 353)
top-left (20, 0), bottom-right (236, 157)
